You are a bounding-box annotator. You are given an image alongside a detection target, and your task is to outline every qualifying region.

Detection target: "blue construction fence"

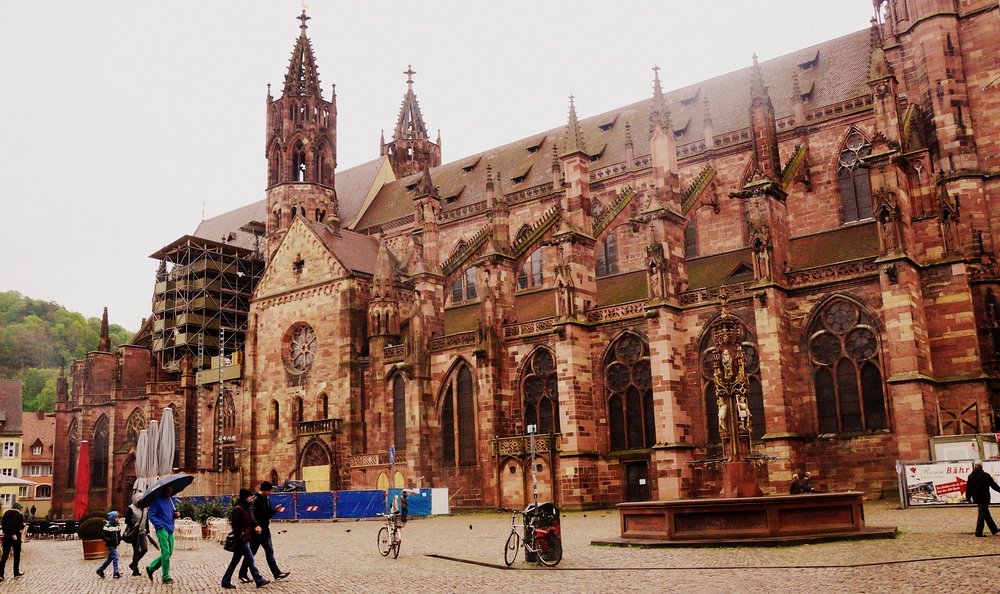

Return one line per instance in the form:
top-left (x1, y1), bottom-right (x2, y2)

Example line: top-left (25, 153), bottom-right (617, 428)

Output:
top-left (181, 488), bottom-right (442, 521)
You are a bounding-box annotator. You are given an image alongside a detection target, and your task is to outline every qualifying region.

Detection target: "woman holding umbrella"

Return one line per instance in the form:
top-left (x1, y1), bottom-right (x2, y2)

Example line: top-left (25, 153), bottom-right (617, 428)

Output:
top-left (221, 489), bottom-right (269, 589)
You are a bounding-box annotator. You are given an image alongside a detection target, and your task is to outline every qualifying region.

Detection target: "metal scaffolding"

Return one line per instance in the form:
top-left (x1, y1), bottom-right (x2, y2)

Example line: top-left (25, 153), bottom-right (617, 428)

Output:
top-left (149, 235), bottom-right (263, 372)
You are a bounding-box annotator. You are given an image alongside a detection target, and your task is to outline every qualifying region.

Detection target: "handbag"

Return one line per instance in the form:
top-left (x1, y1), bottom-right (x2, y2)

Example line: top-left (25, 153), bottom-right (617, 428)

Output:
top-left (121, 523), bottom-right (137, 544)
top-left (223, 531), bottom-right (238, 552)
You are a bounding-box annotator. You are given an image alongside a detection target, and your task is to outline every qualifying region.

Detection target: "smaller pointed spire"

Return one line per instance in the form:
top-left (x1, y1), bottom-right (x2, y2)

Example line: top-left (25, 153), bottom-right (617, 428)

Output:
top-left (282, 10), bottom-right (323, 98)
top-left (99, 307), bottom-right (110, 352)
top-left (416, 166), bottom-right (436, 197)
top-left (791, 70), bottom-right (801, 100)
top-left (436, 129), bottom-right (441, 146)
top-left (702, 97), bottom-right (714, 144)
top-left (393, 64), bottom-right (430, 141)
top-left (868, 17), bottom-right (894, 80)
top-left (380, 129), bottom-right (385, 153)
top-left (750, 53), bottom-right (767, 100)
top-left (649, 64), bottom-right (673, 134)
top-left (562, 95), bottom-right (586, 156)
top-left (624, 120), bottom-right (635, 168)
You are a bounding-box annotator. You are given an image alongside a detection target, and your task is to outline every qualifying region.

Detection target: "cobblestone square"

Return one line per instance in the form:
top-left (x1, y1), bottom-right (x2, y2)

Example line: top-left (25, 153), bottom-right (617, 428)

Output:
top-left (3, 501), bottom-right (999, 593)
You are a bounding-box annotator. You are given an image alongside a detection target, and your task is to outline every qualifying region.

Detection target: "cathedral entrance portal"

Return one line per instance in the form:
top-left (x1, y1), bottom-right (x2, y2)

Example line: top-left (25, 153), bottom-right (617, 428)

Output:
top-left (300, 440), bottom-right (332, 492)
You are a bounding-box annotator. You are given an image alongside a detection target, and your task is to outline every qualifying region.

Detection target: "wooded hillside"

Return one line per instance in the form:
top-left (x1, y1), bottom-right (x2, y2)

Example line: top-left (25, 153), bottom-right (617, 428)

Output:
top-left (0, 291), bottom-right (133, 411)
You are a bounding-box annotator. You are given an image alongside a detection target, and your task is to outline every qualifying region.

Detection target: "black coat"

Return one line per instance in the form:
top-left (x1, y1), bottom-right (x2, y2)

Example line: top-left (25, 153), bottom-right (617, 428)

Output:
top-left (966, 467), bottom-right (1000, 504)
top-left (252, 493), bottom-right (277, 533)
top-left (1, 509), bottom-right (23, 536)
top-left (230, 503), bottom-right (256, 543)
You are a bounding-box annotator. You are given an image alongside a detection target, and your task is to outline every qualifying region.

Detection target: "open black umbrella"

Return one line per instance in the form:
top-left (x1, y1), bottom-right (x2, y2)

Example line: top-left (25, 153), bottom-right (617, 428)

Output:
top-left (137, 473), bottom-right (194, 508)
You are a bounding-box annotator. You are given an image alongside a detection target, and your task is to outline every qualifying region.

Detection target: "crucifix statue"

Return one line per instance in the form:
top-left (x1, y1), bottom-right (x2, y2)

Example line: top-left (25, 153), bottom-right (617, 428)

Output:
top-left (712, 298), bottom-right (752, 459)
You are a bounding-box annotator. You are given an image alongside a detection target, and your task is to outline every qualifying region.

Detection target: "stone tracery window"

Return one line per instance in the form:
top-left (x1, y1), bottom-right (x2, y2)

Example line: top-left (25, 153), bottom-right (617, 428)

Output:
top-left (124, 408), bottom-right (146, 448)
top-left (451, 267), bottom-right (478, 304)
top-left (285, 324), bottom-right (317, 374)
top-left (441, 363), bottom-right (476, 466)
top-left (518, 249), bottom-right (543, 290)
top-left (605, 333), bottom-right (654, 451)
top-left (808, 297), bottom-right (888, 433)
top-left (521, 348), bottom-right (559, 434)
top-left (596, 232), bottom-right (619, 277)
top-left (67, 419), bottom-right (79, 489)
top-left (91, 415), bottom-right (110, 488)
top-left (699, 319), bottom-right (766, 443)
top-left (392, 375), bottom-right (406, 451)
top-left (838, 130), bottom-right (873, 223)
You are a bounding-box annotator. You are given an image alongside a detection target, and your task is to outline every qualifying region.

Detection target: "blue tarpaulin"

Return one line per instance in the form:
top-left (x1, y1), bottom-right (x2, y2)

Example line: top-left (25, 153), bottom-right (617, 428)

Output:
top-left (296, 492), bottom-right (335, 519)
top-left (335, 490), bottom-right (386, 518)
top-left (388, 488), bottom-right (432, 516)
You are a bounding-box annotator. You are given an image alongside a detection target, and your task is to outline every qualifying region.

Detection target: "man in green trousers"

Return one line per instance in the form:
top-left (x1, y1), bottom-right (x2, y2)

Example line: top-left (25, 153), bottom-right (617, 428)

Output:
top-left (145, 485), bottom-right (178, 584)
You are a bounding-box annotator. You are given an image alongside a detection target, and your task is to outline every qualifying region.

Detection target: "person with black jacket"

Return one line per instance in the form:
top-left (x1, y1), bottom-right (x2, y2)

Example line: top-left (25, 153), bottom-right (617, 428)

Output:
top-left (238, 481), bottom-right (289, 583)
top-left (124, 491), bottom-right (151, 576)
top-left (965, 461), bottom-right (1000, 537)
top-left (0, 508), bottom-right (25, 580)
top-left (221, 489), bottom-right (269, 589)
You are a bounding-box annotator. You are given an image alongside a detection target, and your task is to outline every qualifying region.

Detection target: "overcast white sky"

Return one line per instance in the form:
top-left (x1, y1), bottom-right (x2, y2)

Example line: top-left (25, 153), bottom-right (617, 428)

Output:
top-left (0, 1), bottom-right (876, 331)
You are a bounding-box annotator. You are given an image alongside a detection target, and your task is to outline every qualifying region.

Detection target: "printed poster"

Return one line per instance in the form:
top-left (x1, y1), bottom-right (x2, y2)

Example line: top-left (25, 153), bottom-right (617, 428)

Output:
top-left (899, 460), bottom-right (1000, 506)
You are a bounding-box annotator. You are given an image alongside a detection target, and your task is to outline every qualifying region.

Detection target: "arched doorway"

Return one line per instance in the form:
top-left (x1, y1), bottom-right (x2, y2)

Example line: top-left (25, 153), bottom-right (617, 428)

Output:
top-left (300, 440), bottom-right (331, 492)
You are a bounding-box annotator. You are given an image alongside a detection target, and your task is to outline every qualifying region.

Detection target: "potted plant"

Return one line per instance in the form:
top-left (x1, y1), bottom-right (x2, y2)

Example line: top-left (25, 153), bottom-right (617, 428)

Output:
top-left (197, 498), bottom-right (228, 539)
top-left (176, 499), bottom-right (197, 521)
top-left (78, 516), bottom-right (108, 560)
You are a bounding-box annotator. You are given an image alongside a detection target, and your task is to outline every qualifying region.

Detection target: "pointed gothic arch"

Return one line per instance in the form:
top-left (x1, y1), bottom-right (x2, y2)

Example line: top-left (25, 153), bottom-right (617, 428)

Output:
top-left (518, 346), bottom-right (559, 434)
top-left (805, 295), bottom-right (888, 433)
top-left (438, 358), bottom-right (477, 467)
top-left (92, 414), bottom-right (110, 488)
top-left (67, 418), bottom-right (79, 489)
top-left (388, 372), bottom-right (407, 451)
top-left (603, 331), bottom-right (655, 451)
top-left (836, 127), bottom-right (873, 223)
top-left (124, 408), bottom-right (146, 449)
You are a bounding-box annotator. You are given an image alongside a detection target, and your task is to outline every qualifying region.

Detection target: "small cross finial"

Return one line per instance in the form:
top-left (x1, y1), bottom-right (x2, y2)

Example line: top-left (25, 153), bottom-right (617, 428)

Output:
top-left (404, 64), bottom-right (416, 85)
top-left (297, 9), bottom-right (310, 32)
top-left (200, 200), bottom-right (207, 221)
top-left (652, 64), bottom-right (661, 81)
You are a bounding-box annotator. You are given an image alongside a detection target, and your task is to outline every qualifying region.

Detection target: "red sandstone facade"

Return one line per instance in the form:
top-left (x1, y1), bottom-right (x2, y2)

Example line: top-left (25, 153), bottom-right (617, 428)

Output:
top-left (54, 2), bottom-right (1000, 514)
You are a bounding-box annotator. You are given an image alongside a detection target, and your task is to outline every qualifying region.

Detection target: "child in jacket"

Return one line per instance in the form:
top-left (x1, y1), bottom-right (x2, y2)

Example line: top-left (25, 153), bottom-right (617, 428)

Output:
top-left (96, 511), bottom-right (122, 579)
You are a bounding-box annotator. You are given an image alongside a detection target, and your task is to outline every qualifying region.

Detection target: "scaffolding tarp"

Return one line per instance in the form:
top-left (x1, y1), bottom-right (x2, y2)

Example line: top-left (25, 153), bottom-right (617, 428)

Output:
top-left (335, 490), bottom-right (386, 518)
top-left (388, 488), bottom-right (432, 516)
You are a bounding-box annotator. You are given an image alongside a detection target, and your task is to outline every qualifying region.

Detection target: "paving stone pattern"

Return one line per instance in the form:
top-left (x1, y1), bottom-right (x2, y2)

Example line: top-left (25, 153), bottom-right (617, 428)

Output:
top-left (5, 502), bottom-right (1000, 593)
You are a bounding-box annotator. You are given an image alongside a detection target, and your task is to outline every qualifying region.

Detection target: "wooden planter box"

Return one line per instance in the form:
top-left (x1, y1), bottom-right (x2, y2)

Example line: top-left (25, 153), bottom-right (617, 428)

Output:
top-left (82, 539), bottom-right (108, 560)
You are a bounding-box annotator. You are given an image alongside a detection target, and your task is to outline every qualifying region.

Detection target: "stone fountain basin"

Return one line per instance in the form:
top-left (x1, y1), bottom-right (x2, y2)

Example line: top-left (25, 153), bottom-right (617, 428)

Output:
top-left (592, 492), bottom-right (896, 547)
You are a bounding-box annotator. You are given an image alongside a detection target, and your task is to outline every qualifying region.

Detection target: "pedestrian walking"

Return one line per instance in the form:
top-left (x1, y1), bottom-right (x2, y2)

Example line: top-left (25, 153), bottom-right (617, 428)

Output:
top-left (0, 507), bottom-right (25, 581)
top-left (96, 511), bottom-right (122, 579)
top-left (222, 489), bottom-right (270, 589)
top-left (29, 506), bottom-right (35, 521)
top-left (239, 481), bottom-right (289, 583)
top-left (124, 492), bottom-right (151, 576)
top-left (800, 472), bottom-right (815, 493)
top-left (965, 461), bottom-right (1000, 536)
top-left (790, 473), bottom-right (802, 494)
top-left (145, 485), bottom-right (178, 584)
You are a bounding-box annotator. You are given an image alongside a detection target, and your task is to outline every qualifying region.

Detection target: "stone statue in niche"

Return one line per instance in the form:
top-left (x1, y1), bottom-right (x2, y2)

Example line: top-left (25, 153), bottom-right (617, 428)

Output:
top-left (646, 242), bottom-right (666, 299)
top-left (717, 395), bottom-right (728, 434)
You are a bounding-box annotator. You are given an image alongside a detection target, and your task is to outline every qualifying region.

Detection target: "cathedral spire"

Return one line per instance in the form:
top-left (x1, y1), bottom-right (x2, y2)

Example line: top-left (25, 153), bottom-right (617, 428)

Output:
top-left (649, 65), bottom-right (672, 134)
top-left (282, 9), bottom-right (323, 98)
top-left (750, 54), bottom-right (767, 102)
top-left (393, 65), bottom-right (429, 142)
top-left (99, 307), bottom-right (110, 352)
top-left (382, 65), bottom-right (441, 178)
top-left (562, 95), bottom-right (586, 157)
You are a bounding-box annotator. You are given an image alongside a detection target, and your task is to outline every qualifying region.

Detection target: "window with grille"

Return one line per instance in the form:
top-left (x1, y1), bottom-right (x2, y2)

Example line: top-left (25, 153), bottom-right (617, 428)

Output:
top-left (596, 233), bottom-right (619, 277)
top-left (91, 415), bottom-right (110, 488)
top-left (808, 298), bottom-right (887, 433)
top-left (1, 442), bottom-right (16, 458)
top-left (521, 349), bottom-right (559, 433)
top-left (451, 267), bottom-right (479, 304)
top-left (605, 333), bottom-right (655, 451)
top-left (838, 131), bottom-right (873, 223)
top-left (517, 249), bottom-right (544, 290)
top-left (393, 375), bottom-right (407, 450)
top-left (441, 364), bottom-right (476, 466)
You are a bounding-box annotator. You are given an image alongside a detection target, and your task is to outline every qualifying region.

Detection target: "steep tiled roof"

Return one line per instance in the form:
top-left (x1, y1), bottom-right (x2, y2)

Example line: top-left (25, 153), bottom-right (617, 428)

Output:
top-left (0, 380), bottom-right (24, 436)
top-left (20, 411), bottom-right (54, 463)
top-left (303, 219), bottom-right (380, 276)
top-left (790, 222), bottom-right (879, 270)
top-left (514, 290), bottom-right (556, 322)
top-left (686, 249), bottom-right (754, 290)
top-left (596, 271), bottom-right (648, 306)
top-left (190, 156), bottom-right (389, 251)
top-left (444, 303), bottom-right (479, 334)
top-left (354, 28), bottom-right (872, 232)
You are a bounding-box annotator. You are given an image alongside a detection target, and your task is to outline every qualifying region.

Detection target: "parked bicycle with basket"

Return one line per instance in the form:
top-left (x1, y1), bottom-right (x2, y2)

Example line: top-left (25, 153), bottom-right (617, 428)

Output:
top-left (501, 502), bottom-right (562, 567)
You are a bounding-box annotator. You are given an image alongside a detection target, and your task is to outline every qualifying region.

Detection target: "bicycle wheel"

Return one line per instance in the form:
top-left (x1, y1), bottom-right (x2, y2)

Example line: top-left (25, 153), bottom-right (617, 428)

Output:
top-left (503, 531), bottom-right (521, 567)
top-left (377, 525), bottom-right (391, 557)
top-left (536, 531), bottom-right (562, 567)
top-left (391, 528), bottom-right (401, 559)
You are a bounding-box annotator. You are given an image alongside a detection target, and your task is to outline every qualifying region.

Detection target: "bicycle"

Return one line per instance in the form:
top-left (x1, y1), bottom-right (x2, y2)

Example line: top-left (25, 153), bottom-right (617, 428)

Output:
top-left (376, 512), bottom-right (402, 558)
top-left (500, 506), bottom-right (562, 567)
